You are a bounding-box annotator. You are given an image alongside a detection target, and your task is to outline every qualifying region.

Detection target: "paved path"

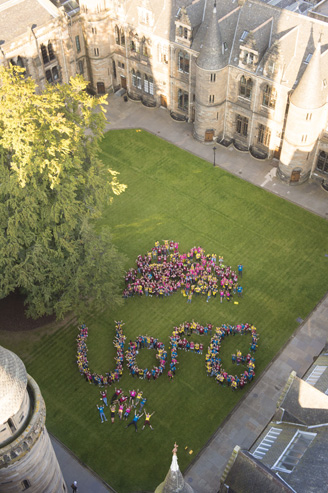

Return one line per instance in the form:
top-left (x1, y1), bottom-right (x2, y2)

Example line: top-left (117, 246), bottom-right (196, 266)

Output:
top-left (51, 435), bottom-right (115, 493)
top-left (51, 94), bottom-right (327, 493)
top-left (184, 294), bottom-right (328, 492)
top-left (105, 94), bottom-right (328, 220)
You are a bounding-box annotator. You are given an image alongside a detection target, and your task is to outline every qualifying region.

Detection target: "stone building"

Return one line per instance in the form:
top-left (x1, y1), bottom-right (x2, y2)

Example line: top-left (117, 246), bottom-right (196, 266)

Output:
top-left (0, 346), bottom-right (66, 492)
top-left (219, 346), bottom-right (328, 493)
top-left (2, 0), bottom-right (328, 184)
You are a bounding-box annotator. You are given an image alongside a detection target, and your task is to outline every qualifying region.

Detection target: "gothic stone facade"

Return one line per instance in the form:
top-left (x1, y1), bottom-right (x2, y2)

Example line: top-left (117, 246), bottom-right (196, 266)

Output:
top-left (2, 0), bottom-right (328, 184)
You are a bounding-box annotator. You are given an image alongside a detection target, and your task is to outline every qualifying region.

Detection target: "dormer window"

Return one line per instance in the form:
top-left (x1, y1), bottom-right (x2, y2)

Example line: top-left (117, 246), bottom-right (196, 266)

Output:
top-left (267, 59), bottom-right (275, 73)
top-left (223, 42), bottom-right (228, 52)
top-left (138, 7), bottom-right (153, 26)
top-left (243, 52), bottom-right (254, 65)
top-left (177, 24), bottom-right (190, 42)
top-left (240, 31), bottom-right (248, 42)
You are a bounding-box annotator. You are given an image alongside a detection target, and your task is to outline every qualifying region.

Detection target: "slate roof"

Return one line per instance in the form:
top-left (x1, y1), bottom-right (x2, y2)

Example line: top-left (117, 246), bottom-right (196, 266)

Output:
top-left (223, 343), bottom-right (328, 493)
top-left (222, 450), bottom-right (293, 493)
top-left (291, 42), bottom-right (328, 109)
top-left (197, 1), bottom-right (225, 70)
top-left (279, 426), bottom-right (328, 493)
top-left (303, 348), bottom-right (328, 395)
top-left (0, 0), bottom-right (59, 46)
top-left (188, 0), bottom-right (328, 91)
top-left (279, 375), bottom-right (328, 426)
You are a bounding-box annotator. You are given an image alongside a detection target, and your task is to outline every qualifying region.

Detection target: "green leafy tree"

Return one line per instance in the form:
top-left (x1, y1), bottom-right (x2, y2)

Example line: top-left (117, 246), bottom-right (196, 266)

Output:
top-left (0, 66), bottom-right (126, 319)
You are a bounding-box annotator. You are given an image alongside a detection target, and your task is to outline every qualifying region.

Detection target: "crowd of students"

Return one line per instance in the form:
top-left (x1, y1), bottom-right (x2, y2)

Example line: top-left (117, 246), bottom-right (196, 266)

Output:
top-left (168, 321), bottom-right (258, 389)
top-left (76, 321), bottom-right (126, 387)
top-left (77, 319), bottom-right (258, 391)
top-left (96, 388), bottom-right (154, 430)
top-left (125, 336), bottom-right (167, 380)
top-left (122, 240), bottom-right (243, 303)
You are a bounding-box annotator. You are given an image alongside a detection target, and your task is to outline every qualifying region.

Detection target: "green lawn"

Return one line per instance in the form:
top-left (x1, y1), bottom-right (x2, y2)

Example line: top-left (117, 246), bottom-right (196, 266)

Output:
top-left (1, 129), bottom-right (328, 492)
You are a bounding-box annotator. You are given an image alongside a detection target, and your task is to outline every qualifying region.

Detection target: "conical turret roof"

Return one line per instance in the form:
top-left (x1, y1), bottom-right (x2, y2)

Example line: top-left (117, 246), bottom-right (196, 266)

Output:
top-left (155, 444), bottom-right (194, 493)
top-left (197, 1), bottom-right (224, 71)
top-left (291, 42), bottom-right (327, 109)
top-left (0, 345), bottom-right (27, 424)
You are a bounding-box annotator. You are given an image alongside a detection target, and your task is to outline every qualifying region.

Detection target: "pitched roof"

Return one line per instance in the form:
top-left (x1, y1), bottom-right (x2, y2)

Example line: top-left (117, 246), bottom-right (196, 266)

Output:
top-left (0, 0), bottom-right (58, 46)
top-left (222, 449), bottom-right (293, 493)
top-left (291, 41), bottom-right (328, 109)
top-left (280, 375), bottom-right (328, 426)
top-left (197, 1), bottom-right (225, 70)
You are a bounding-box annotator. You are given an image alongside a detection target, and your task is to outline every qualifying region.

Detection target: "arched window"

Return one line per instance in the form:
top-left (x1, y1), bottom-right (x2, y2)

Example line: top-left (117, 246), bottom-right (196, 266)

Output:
top-left (144, 74), bottom-right (149, 93)
top-left (120, 29), bottom-right (125, 46)
top-left (262, 85), bottom-right (276, 109)
top-left (136, 71), bottom-right (141, 89)
top-left (45, 69), bottom-right (52, 83)
top-left (131, 40), bottom-right (136, 52)
top-left (178, 51), bottom-right (189, 74)
top-left (48, 42), bottom-right (55, 61)
top-left (239, 75), bottom-right (252, 99)
top-left (115, 26), bottom-right (120, 44)
top-left (41, 44), bottom-right (49, 65)
top-left (17, 56), bottom-right (24, 68)
top-left (52, 66), bottom-right (59, 81)
top-left (178, 88), bottom-right (188, 111)
top-left (316, 151), bottom-right (328, 174)
top-left (131, 69), bottom-right (136, 87)
top-left (22, 479), bottom-right (31, 490)
top-left (184, 53), bottom-right (189, 73)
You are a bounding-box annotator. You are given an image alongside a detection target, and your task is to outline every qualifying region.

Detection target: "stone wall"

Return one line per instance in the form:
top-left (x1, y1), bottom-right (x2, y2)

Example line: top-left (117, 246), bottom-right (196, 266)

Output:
top-left (0, 376), bottom-right (66, 493)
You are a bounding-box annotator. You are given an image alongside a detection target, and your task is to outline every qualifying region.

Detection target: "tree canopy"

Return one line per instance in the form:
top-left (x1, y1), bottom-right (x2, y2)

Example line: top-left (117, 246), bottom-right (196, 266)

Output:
top-left (0, 66), bottom-right (126, 319)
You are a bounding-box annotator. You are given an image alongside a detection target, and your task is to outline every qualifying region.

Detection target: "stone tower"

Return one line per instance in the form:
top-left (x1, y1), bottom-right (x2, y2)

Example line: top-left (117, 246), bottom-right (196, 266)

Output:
top-left (0, 346), bottom-right (66, 493)
top-left (154, 443), bottom-right (193, 493)
top-left (194, 1), bottom-right (228, 142)
top-left (278, 40), bottom-right (328, 184)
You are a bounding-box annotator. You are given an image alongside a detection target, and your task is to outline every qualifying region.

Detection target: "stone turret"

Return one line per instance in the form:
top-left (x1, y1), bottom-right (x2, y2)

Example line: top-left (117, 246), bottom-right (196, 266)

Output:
top-left (194, 1), bottom-right (228, 142)
top-left (154, 443), bottom-right (193, 493)
top-left (278, 40), bottom-right (328, 184)
top-left (0, 346), bottom-right (66, 493)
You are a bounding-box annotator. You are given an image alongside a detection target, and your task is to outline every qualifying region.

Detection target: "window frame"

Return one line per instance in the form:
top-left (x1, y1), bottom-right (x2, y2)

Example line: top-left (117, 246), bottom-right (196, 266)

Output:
top-left (236, 114), bottom-right (248, 137)
top-left (258, 124), bottom-right (271, 147)
top-left (239, 75), bottom-right (253, 100)
top-left (316, 150), bottom-right (328, 174)
top-left (75, 35), bottom-right (81, 53)
top-left (272, 431), bottom-right (316, 474)
top-left (178, 88), bottom-right (188, 111)
top-left (178, 51), bottom-right (189, 74)
top-left (262, 84), bottom-right (276, 109)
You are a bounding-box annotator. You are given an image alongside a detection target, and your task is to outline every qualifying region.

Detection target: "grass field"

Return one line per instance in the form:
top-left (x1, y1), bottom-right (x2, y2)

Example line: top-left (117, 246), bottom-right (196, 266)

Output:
top-left (1, 129), bottom-right (328, 492)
